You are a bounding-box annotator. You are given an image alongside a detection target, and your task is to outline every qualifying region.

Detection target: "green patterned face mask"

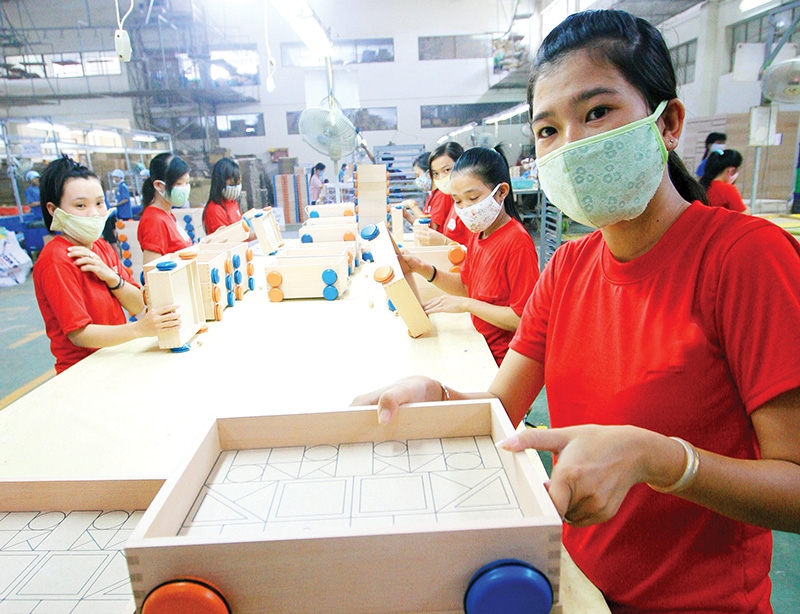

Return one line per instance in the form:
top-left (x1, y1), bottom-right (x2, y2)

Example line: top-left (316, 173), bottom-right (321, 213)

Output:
top-left (537, 100), bottom-right (669, 228)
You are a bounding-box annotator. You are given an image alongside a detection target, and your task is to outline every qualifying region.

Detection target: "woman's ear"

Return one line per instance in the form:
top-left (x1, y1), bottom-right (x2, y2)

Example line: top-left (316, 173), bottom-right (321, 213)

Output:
top-left (496, 182), bottom-right (511, 202)
top-left (46, 202), bottom-right (58, 217)
top-left (660, 99), bottom-right (685, 149)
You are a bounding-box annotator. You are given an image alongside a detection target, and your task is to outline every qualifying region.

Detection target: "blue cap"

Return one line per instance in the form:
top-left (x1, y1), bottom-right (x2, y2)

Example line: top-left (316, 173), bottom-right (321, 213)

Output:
top-left (321, 268), bottom-right (338, 285)
top-left (232, 254), bottom-right (241, 269)
top-left (120, 241), bottom-right (130, 250)
top-left (170, 343), bottom-right (191, 353)
top-left (464, 559), bottom-right (552, 614)
top-left (139, 271), bottom-right (145, 285)
top-left (323, 285), bottom-right (339, 301)
top-left (310, 210), bottom-right (320, 218)
top-left (185, 222), bottom-right (194, 232)
top-left (234, 270), bottom-right (243, 285)
top-left (183, 214), bottom-right (192, 222)
top-left (387, 299), bottom-right (396, 312)
top-left (254, 211), bottom-right (263, 218)
top-left (301, 234), bottom-right (314, 243)
top-left (362, 251), bottom-right (373, 263)
top-left (248, 277), bottom-right (255, 291)
top-left (210, 267), bottom-right (220, 284)
top-left (156, 261), bottom-right (177, 271)
top-left (123, 258), bottom-right (132, 267)
top-left (225, 274), bottom-right (233, 291)
top-left (227, 291), bottom-right (235, 307)
top-left (360, 224), bottom-right (379, 241)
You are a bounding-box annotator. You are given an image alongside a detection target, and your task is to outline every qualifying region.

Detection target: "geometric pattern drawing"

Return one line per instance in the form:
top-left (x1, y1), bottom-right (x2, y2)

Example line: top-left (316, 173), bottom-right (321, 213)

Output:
top-left (0, 509), bottom-right (142, 613)
top-left (180, 436), bottom-right (522, 538)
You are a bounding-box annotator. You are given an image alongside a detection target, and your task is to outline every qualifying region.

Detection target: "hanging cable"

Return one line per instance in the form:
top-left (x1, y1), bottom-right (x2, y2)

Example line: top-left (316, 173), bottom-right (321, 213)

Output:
top-left (115, 0), bottom-right (134, 30)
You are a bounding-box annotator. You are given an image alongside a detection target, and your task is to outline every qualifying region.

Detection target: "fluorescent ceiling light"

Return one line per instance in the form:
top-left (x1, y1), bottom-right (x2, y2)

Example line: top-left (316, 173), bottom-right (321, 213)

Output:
top-left (484, 103), bottom-right (530, 125)
top-left (27, 120), bottom-right (69, 133)
top-left (132, 134), bottom-right (158, 143)
top-left (740, 0), bottom-right (772, 11)
top-left (436, 135), bottom-right (449, 144)
top-left (271, 0), bottom-right (332, 57)
top-left (449, 122), bottom-right (477, 138)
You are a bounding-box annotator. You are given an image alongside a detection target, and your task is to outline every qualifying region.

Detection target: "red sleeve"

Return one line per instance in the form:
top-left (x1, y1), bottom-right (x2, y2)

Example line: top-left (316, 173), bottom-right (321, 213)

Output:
top-left (203, 202), bottom-right (228, 234)
top-left (137, 210), bottom-right (168, 254)
top-left (428, 191), bottom-right (453, 229)
top-left (505, 239), bottom-right (540, 316)
top-left (509, 241), bottom-right (569, 363)
top-left (36, 249), bottom-right (93, 336)
top-left (724, 182), bottom-right (747, 213)
top-left (714, 224), bottom-right (800, 411)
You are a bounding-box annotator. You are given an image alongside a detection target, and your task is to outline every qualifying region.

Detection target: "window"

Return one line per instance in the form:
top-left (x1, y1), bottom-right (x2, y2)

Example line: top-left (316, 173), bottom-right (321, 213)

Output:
top-left (420, 102), bottom-right (519, 128)
top-left (2, 54), bottom-right (45, 79)
top-left (179, 49), bottom-right (259, 87)
top-left (419, 35), bottom-right (492, 60)
top-left (730, 6), bottom-right (800, 71)
top-left (281, 39), bottom-right (394, 68)
top-left (286, 107), bottom-right (397, 135)
top-left (45, 53), bottom-right (83, 78)
top-left (670, 39), bottom-right (697, 86)
top-left (217, 114), bottom-right (265, 138)
top-left (82, 51), bottom-right (122, 76)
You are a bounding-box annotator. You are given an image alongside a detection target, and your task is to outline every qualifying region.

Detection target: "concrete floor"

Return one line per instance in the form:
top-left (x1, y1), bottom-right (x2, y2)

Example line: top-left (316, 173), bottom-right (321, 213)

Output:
top-left (1, 272), bottom-right (799, 612)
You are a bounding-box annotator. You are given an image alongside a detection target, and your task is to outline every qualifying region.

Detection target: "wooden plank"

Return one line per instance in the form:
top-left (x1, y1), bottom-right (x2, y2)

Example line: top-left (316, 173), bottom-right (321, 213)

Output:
top-left (144, 256), bottom-right (206, 348)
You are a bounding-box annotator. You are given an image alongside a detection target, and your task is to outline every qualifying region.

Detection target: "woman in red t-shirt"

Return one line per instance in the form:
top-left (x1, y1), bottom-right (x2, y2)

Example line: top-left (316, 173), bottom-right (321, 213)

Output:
top-left (33, 156), bottom-right (180, 373)
top-left (203, 157), bottom-right (244, 235)
top-left (700, 148), bottom-right (750, 214)
top-left (428, 142), bottom-right (471, 245)
top-left (401, 146), bottom-right (539, 365)
top-left (138, 152), bottom-right (193, 264)
top-left (354, 10), bottom-right (800, 613)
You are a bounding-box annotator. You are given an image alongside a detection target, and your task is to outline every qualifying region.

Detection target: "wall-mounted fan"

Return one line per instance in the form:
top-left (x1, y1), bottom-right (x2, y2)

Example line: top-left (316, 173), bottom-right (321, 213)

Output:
top-left (475, 132), bottom-right (496, 148)
top-left (762, 57), bottom-right (800, 103)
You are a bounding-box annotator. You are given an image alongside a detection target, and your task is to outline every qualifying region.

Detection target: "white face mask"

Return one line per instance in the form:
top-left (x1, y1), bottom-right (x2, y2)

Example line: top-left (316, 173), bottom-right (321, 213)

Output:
top-left (434, 175), bottom-right (452, 195)
top-left (537, 100), bottom-right (669, 228)
top-left (709, 143), bottom-right (725, 154)
top-left (50, 207), bottom-right (107, 245)
top-left (415, 174), bottom-right (432, 191)
top-left (454, 185), bottom-right (502, 233)
top-left (223, 184), bottom-right (242, 201)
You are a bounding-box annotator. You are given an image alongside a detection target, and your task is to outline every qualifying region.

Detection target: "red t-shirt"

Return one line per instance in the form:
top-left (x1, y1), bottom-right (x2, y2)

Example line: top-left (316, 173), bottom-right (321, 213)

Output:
top-left (427, 189), bottom-right (452, 229)
top-left (511, 203), bottom-right (800, 612)
top-left (203, 199), bottom-right (242, 235)
top-left (138, 205), bottom-right (192, 255)
top-left (33, 235), bottom-right (136, 373)
top-left (440, 205), bottom-right (471, 246)
top-left (461, 218), bottom-right (539, 365)
top-left (706, 179), bottom-right (747, 212)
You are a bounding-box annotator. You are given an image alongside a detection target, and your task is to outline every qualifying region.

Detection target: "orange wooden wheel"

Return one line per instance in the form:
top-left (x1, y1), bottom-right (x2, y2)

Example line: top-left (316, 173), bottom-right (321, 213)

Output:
top-left (122, 250), bottom-right (131, 259)
top-left (245, 247), bottom-right (254, 261)
top-left (235, 286), bottom-right (243, 300)
top-left (212, 286), bottom-right (222, 303)
top-left (115, 220), bottom-right (125, 229)
top-left (268, 287), bottom-right (284, 302)
top-left (373, 265), bottom-right (394, 284)
top-left (179, 250), bottom-right (198, 260)
top-left (247, 262), bottom-right (255, 276)
top-left (241, 220), bottom-right (249, 232)
top-left (344, 209), bottom-right (355, 216)
top-left (118, 233), bottom-right (127, 242)
top-left (448, 245), bottom-right (466, 265)
top-left (343, 231), bottom-right (355, 241)
top-left (449, 265), bottom-right (461, 274)
top-left (198, 324), bottom-right (208, 334)
top-left (267, 270), bottom-right (283, 287)
top-left (214, 303), bottom-right (223, 321)
top-left (224, 258), bottom-right (233, 274)
top-left (142, 579), bottom-right (230, 614)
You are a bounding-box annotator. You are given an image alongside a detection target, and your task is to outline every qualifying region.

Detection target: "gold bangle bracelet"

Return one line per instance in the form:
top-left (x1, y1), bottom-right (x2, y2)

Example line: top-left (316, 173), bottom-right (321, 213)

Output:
top-left (439, 381), bottom-right (451, 401)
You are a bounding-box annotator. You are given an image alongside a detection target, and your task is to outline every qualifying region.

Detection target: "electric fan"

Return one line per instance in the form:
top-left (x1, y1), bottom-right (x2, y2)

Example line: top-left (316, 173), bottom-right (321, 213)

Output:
top-left (298, 102), bottom-right (357, 203)
top-left (762, 57), bottom-right (800, 103)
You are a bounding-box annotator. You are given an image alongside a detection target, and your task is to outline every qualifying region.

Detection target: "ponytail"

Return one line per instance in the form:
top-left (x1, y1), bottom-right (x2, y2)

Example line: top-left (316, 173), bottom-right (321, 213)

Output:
top-left (451, 144), bottom-right (521, 222)
top-left (669, 151), bottom-right (707, 205)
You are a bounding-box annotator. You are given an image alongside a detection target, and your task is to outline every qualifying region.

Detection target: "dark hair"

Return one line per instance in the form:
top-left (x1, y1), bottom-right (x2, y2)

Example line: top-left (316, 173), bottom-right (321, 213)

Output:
top-left (313, 162), bottom-right (326, 173)
top-left (208, 158), bottom-right (241, 205)
top-left (451, 145), bottom-right (520, 222)
top-left (141, 152), bottom-right (190, 207)
top-left (412, 152), bottom-right (430, 173)
top-left (699, 148), bottom-right (743, 190)
top-left (40, 154), bottom-right (100, 231)
top-left (528, 9), bottom-right (707, 205)
top-left (701, 132), bottom-right (727, 160)
top-left (429, 142), bottom-right (465, 175)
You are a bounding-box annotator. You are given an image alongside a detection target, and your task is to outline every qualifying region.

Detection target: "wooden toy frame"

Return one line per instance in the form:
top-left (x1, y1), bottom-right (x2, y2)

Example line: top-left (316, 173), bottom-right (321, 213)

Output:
top-left (176, 249), bottom-right (229, 321)
top-left (203, 218), bottom-right (249, 244)
top-left (305, 202), bottom-right (357, 218)
top-left (245, 208), bottom-right (283, 255)
top-left (298, 220), bottom-right (359, 243)
top-left (364, 222), bottom-right (432, 337)
top-left (124, 400), bottom-right (562, 614)
top-left (404, 244), bottom-right (468, 302)
top-left (197, 242), bottom-right (254, 301)
top-left (265, 253), bottom-right (350, 301)
top-left (143, 256), bottom-right (206, 349)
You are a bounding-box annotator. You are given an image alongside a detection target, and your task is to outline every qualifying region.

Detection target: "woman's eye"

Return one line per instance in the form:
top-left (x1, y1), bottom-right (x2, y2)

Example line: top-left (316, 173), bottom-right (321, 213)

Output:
top-left (587, 106), bottom-right (609, 121)
top-left (536, 126), bottom-right (555, 139)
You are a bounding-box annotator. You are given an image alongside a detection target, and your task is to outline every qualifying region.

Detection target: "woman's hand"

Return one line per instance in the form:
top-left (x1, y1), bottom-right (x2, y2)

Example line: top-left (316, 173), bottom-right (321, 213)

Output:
top-left (499, 425), bottom-right (663, 526)
top-left (351, 376), bottom-right (446, 425)
top-left (397, 250), bottom-right (426, 277)
top-left (423, 294), bottom-right (468, 314)
top-left (134, 305), bottom-right (182, 337)
top-left (67, 246), bottom-right (117, 286)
